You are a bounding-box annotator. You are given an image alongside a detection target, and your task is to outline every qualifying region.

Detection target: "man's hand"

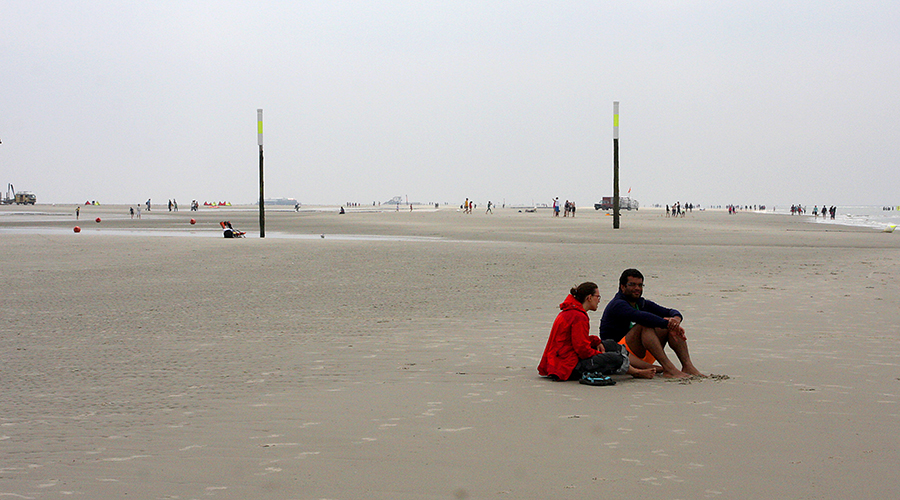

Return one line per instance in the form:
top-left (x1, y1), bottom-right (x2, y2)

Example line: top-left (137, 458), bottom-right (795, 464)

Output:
top-left (666, 316), bottom-right (687, 341)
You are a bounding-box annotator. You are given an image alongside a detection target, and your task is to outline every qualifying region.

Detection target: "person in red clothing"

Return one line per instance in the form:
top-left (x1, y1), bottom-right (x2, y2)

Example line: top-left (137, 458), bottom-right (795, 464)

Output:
top-left (538, 282), bottom-right (655, 385)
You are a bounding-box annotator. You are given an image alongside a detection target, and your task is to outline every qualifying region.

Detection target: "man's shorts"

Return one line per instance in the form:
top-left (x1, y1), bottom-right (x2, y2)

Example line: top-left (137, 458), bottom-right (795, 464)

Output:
top-left (619, 337), bottom-right (656, 364)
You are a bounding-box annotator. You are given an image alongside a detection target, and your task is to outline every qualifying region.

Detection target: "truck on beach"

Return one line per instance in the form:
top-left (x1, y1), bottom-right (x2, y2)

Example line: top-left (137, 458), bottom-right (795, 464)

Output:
top-left (15, 191), bottom-right (37, 205)
top-left (594, 196), bottom-right (638, 211)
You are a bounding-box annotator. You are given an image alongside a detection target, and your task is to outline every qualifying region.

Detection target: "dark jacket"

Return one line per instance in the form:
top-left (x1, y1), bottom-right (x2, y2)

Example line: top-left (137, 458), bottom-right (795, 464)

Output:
top-left (598, 291), bottom-right (682, 341)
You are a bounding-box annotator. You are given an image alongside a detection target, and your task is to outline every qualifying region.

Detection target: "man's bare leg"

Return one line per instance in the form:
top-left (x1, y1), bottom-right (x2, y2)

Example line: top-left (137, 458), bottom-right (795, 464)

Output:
top-left (629, 326), bottom-right (689, 378)
top-left (668, 335), bottom-right (704, 377)
top-left (622, 325), bottom-right (663, 373)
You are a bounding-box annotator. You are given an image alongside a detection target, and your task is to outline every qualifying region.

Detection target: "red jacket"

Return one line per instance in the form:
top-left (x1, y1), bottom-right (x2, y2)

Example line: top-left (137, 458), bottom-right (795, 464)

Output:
top-left (538, 294), bottom-right (603, 380)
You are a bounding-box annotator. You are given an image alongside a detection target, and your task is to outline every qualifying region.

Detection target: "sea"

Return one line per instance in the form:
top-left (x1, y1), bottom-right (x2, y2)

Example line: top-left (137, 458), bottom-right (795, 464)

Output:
top-left (767, 205), bottom-right (900, 231)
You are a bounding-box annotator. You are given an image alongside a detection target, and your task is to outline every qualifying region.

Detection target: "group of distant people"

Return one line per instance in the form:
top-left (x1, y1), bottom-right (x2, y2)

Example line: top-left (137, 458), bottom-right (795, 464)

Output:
top-left (120, 199), bottom-right (200, 217)
top-left (551, 198), bottom-right (576, 217)
top-left (792, 204), bottom-right (837, 219)
top-left (461, 198), bottom-right (476, 213)
top-left (813, 205), bottom-right (836, 219)
top-left (665, 202), bottom-right (694, 217)
top-left (539, 268), bottom-right (703, 386)
top-left (726, 205), bottom-right (765, 213)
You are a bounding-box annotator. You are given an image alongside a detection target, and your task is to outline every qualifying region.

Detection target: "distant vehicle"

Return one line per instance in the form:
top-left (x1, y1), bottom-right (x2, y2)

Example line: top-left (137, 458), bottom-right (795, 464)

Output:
top-left (15, 191), bottom-right (36, 205)
top-left (594, 196), bottom-right (638, 211)
top-left (1, 184), bottom-right (35, 205)
top-left (261, 197), bottom-right (299, 206)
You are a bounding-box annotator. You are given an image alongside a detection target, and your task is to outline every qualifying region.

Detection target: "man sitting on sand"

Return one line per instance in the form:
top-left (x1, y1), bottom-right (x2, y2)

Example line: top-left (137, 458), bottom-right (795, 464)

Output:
top-left (598, 269), bottom-right (704, 379)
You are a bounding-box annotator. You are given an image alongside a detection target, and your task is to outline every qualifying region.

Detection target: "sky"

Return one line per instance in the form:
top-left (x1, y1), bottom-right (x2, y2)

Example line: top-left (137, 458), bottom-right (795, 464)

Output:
top-left (2, 1), bottom-right (899, 208)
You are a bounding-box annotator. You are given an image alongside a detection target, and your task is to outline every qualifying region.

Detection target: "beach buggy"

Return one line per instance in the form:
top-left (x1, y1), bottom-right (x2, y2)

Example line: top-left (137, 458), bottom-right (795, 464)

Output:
top-left (220, 221), bottom-right (246, 238)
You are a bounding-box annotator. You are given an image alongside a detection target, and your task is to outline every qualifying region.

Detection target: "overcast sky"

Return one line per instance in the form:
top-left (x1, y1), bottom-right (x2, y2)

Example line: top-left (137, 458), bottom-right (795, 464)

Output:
top-left (3, 1), bottom-right (898, 207)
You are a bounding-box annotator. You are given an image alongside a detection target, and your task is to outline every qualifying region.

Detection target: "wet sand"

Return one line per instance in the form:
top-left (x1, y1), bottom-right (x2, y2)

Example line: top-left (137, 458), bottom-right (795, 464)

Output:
top-left (1, 204), bottom-right (898, 499)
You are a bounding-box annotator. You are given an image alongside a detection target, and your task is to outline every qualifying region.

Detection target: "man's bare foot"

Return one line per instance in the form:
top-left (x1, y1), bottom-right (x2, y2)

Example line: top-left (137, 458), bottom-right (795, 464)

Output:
top-left (629, 367), bottom-right (655, 379)
top-left (682, 365), bottom-right (705, 377)
top-left (662, 368), bottom-right (691, 379)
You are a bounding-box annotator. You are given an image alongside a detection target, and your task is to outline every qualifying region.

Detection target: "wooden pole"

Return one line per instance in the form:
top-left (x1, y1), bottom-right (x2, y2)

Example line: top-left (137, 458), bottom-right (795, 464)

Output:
top-left (613, 101), bottom-right (620, 229)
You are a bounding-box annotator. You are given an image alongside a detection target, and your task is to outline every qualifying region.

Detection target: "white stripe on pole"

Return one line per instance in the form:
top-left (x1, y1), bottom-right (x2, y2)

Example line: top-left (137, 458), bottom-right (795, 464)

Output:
top-left (257, 109), bottom-right (263, 146)
top-left (613, 101), bottom-right (619, 139)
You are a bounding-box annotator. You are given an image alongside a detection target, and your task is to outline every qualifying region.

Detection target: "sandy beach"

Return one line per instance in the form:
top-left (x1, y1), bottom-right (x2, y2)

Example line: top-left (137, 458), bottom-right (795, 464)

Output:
top-left (1, 204), bottom-right (898, 499)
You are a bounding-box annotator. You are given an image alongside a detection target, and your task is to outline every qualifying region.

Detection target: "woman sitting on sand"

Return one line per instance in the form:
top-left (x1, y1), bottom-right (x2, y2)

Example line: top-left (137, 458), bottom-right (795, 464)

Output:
top-left (538, 282), bottom-right (655, 385)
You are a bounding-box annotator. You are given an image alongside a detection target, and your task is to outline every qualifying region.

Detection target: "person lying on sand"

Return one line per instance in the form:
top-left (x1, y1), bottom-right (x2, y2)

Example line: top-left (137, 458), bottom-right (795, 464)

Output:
top-left (538, 282), bottom-right (656, 385)
top-left (598, 268), bottom-right (704, 379)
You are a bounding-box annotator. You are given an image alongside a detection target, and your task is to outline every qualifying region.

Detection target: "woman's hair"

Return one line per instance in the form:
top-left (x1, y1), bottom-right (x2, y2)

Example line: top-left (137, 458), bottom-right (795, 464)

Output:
top-left (570, 281), bottom-right (598, 303)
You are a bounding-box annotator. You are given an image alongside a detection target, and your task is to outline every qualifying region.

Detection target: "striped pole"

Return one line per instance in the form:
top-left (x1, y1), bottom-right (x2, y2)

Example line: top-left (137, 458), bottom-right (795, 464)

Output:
top-left (258, 109), bottom-right (265, 238)
top-left (613, 101), bottom-right (620, 229)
